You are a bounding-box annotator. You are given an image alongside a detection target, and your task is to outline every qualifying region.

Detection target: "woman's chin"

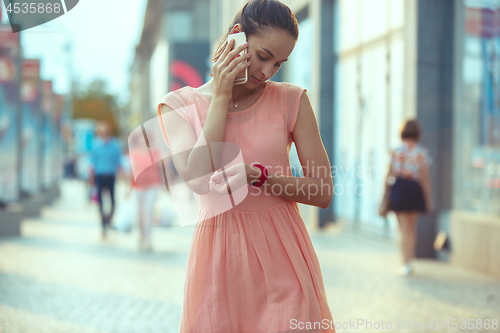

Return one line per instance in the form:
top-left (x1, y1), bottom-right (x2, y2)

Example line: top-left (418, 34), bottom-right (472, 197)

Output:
top-left (243, 77), bottom-right (264, 88)
top-left (243, 82), bottom-right (255, 89)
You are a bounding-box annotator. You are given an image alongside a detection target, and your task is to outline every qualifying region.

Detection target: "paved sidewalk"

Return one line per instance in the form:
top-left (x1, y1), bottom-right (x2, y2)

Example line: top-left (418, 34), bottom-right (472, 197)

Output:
top-left (0, 180), bottom-right (498, 333)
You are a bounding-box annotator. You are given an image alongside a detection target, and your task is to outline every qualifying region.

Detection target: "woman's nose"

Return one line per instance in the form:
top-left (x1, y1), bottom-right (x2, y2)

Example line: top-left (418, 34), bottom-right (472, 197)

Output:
top-left (260, 64), bottom-right (273, 79)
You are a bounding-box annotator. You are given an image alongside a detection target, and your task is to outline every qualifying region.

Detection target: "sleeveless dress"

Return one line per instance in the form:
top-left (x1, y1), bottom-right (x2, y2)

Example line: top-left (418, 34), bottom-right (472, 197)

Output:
top-left (157, 80), bottom-right (335, 333)
top-left (389, 143), bottom-right (432, 212)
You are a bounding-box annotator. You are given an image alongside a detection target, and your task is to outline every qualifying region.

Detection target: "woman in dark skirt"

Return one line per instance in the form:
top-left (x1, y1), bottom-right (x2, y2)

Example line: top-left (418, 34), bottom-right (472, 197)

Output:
top-left (385, 120), bottom-right (433, 276)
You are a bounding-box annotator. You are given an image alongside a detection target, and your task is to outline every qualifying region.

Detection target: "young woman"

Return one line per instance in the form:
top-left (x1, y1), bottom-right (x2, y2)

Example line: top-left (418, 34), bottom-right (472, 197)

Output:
top-left (157, 1), bottom-right (335, 331)
top-left (385, 120), bottom-right (433, 277)
top-left (127, 130), bottom-right (164, 252)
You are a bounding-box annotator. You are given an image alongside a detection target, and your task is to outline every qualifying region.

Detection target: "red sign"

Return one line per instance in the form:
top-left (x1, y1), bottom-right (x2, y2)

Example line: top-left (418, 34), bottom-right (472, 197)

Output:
top-left (22, 59), bottom-right (40, 77)
top-left (42, 80), bottom-right (53, 114)
top-left (53, 94), bottom-right (64, 120)
top-left (21, 59), bottom-right (40, 103)
top-left (465, 7), bottom-right (499, 38)
top-left (0, 26), bottom-right (20, 86)
top-left (497, 8), bottom-right (500, 37)
top-left (0, 25), bottom-right (20, 51)
top-left (170, 60), bottom-right (204, 91)
top-left (0, 56), bottom-right (15, 82)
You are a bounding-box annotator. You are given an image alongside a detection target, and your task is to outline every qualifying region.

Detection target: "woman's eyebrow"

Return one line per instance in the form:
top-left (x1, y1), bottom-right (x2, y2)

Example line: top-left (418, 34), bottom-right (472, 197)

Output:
top-left (261, 47), bottom-right (288, 62)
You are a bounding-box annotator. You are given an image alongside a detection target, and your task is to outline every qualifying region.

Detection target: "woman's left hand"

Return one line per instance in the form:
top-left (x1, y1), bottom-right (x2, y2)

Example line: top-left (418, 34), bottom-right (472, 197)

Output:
top-left (209, 163), bottom-right (259, 195)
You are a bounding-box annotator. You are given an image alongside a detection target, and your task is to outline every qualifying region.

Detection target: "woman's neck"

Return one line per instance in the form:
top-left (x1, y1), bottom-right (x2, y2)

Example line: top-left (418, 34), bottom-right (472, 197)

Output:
top-left (232, 83), bottom-right (260, 100)
top-left (207, 79), bottom-right (264, 101)
top-left (403, 139), bottom-right (417, 149)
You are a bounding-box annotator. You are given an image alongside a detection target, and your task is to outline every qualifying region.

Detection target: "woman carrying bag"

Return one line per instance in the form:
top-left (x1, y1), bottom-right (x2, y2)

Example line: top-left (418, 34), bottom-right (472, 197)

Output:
top-left (380, 120), bottom-right (433, 276)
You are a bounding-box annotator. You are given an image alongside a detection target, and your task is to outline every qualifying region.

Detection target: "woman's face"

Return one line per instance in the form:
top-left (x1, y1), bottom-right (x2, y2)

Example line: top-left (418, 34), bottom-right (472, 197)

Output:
top-left (244, 28), bottom-right (296, 86)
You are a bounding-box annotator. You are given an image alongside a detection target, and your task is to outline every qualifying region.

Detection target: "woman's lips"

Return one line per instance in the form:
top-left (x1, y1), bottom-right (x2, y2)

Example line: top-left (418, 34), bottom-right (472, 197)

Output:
top-left (252, 76), bottom-right (262, 83)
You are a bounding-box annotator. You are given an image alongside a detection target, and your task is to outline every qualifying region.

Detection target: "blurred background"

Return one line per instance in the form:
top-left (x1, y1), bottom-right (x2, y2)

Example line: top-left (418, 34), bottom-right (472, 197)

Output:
top-left (0, 0), bottom-right (499, 332)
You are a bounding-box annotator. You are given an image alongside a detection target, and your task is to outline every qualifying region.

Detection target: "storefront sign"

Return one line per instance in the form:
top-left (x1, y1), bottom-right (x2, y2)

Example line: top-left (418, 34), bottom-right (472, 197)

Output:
top-left (0, 24), bottom-right (21, 203)
top-left (21, 59), bottom-right (42, 195)
top-left (465, 7), bottom-right (499, 38)
top-left (41, 80), bottom-right (55, 189)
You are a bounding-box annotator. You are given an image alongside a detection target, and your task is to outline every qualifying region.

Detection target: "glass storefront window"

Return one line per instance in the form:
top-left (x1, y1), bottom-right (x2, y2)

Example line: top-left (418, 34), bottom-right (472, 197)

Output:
top-left (286, 18), bottom-right (313, 92)
top-left (390, 0), bottom-right (404, 29)
top-left (339, 0), bottom-right (360, 52)
top-left (336, 56), bottom-right (357, 222)
top-left (390, 37), bottom-right (404, 148)
top-left (336, 0), bottom-right (405, 235)
top-left (284, 18), bottom-right (313, 178)
top-left (455, 0), bottom-right (500, 215)
top-left (361, 0), bottom-right (388, 43)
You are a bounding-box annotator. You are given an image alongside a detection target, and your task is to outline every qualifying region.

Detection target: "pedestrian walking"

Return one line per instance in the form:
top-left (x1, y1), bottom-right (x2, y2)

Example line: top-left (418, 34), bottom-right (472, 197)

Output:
top-left (156, 0), bottom-right (335, 331)
top-left (89, 121), bottom-right (123, 240)
top-left (381, 119), bottom-right (433, 276)
top-left (127, 130), bottom-right (165, 252)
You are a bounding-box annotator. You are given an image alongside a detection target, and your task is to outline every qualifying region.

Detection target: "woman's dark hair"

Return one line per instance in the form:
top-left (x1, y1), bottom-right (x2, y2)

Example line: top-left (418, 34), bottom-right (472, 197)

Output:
top-left (400, 119), bottom-right (422, 141)
top-left (211, 0), bottom-right (299, 63)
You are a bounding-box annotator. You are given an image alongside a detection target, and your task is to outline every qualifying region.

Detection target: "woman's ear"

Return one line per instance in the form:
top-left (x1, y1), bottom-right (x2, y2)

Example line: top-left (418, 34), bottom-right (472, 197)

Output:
top-left (230, 23), bottom-right (242, 34)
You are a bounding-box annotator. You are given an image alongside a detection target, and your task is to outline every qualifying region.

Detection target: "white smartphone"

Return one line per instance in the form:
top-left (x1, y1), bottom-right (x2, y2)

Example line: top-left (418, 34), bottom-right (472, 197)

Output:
top-left (227, 32), bottom-right (248, 85)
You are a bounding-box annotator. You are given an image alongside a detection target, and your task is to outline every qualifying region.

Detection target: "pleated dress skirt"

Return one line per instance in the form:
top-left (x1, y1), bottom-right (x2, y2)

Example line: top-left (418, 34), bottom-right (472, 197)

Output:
top-left (179, 201), bottom-right (335, 333)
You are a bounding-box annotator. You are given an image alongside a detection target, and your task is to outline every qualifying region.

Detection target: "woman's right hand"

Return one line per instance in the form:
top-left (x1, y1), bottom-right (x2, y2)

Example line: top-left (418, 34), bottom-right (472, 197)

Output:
top-left (425, 199), bottom-right (434, 215)
top-left (211, 39), bottom-right (252, 100)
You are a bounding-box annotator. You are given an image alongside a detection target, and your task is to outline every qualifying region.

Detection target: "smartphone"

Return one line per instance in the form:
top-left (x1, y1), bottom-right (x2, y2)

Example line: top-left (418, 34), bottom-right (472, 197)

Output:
top-left (227, 32), bottom-right (248, 85)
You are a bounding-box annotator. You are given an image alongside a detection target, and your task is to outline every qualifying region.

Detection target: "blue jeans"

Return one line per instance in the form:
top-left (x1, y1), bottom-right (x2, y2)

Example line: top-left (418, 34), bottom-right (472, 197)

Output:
top-left (95, 174), bottom-right (116, 229)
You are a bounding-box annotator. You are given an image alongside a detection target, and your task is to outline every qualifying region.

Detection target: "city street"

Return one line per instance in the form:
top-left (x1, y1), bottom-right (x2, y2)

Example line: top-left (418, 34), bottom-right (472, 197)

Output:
top-left (1, 0), bottom-right (500, 332)
top-left (0, 180), bottom-right (499, 333)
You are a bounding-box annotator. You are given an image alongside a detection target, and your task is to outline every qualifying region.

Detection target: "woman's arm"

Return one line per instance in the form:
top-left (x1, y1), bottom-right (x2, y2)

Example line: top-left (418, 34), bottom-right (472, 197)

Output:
top-left (385, 151), bottom-right (394, 184)
top-left (260, 91), bottom-right (333, 209)
top-left (160, 99), bottom-right (230, 195)
top-left (159, 41), bottom-right (251, 195)
top-left (420, 164), bottom-right (433, 213)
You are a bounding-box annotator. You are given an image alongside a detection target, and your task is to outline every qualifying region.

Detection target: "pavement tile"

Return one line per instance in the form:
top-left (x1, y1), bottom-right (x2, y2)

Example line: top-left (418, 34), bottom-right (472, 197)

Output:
top-left (0, 180), bottom-right (499, 333)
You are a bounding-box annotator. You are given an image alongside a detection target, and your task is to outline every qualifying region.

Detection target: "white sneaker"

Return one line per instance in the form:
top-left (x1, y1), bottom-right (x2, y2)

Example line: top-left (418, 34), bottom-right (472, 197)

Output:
top-left (399, 264), bottom-right (413, 277)
top-left (139, 239), bottom-right (152, 252)
top-left (101, 228), bottom-right (108, 241)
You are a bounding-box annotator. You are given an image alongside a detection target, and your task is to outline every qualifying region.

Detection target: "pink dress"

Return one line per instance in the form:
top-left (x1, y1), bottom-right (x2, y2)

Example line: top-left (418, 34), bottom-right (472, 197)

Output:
top-left (157, 80), bottom-right (335, 333)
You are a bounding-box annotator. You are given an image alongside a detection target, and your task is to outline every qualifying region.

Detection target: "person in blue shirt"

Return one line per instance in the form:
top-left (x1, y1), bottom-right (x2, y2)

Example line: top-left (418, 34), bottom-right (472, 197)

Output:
top-left (90, 121), bottom-right (123, 239)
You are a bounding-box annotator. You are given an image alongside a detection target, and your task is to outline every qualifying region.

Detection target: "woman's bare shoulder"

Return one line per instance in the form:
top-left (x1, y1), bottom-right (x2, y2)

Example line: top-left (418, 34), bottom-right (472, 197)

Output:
top-left (160, 104), bottom-right (173, 114)
top-left (159, 87), bottom-right (192, 113)
top-left (195, 82), bottom-right (213, 102)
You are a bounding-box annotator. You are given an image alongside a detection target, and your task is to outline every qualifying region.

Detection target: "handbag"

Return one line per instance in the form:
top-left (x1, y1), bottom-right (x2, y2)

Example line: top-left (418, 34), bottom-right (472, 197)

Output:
top-left (114, 196), bottom-right (138, 233)
top-left (89, 186), bottom-right (99, 204)
top-left (378, 183), bottom-right (392, 218)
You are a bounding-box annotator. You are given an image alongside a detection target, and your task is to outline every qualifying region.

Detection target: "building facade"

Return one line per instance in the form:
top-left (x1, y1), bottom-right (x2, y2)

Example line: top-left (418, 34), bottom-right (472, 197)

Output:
top-left (131, 0), bottom-right (500, 276)
top-left (281, 0), bottom-right (498, 276)
top-left (129, 0), bottom-right (211, 133)
top-left (334, 0), bottom-right (408, 238)
top-left (451, 0), bottom-right (500, 276)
